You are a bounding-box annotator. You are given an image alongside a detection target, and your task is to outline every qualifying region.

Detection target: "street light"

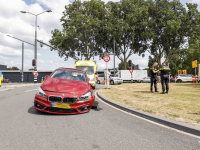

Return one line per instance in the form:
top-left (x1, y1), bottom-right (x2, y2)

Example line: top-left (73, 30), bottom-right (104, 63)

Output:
top-left (20, 10), bottom-right (52, 83)
top-left (7, 35), bottom-right (35, 83)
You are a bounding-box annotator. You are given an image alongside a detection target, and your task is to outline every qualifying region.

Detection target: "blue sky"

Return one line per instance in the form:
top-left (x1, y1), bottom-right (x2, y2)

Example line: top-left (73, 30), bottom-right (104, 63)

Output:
top-left (0, 0), bottom-right (199, 71)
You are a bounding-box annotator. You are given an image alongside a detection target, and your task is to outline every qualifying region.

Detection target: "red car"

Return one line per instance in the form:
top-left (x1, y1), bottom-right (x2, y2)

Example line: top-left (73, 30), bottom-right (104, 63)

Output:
top-left (34, 68), bottom-right (95, 114)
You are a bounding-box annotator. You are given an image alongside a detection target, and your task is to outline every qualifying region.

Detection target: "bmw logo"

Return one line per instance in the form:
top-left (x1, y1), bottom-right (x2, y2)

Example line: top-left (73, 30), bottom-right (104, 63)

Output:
top-left (62, 94), bottom-right (65, 96)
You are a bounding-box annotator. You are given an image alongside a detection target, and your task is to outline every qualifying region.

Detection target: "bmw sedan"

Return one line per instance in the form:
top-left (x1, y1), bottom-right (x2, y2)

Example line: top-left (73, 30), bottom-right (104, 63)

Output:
top-left (34, 68), bottom-right (95, 114)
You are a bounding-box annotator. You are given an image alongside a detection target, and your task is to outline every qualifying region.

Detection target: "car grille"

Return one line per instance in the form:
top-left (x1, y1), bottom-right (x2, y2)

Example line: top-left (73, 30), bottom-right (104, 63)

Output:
top-left (63, 97), bottom-right (77, 103)
top-left (45, 107), bottom-right (77, 113)
top-left (49, 96), bottom-right (62, 102)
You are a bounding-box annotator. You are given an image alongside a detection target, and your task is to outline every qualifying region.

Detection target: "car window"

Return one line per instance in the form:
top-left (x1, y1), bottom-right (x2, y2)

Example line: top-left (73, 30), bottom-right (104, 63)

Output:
top-left (51, 70), bottom-right (87, 81)
top-left (98, 74), bottom-right (104, 77)
top-left (179, 75), bottom-right (186, 77)
top-left (76, 66), bottom-right (94, 75)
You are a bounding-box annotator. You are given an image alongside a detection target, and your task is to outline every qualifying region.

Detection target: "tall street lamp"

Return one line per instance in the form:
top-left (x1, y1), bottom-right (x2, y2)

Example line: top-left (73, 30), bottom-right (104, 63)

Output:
top-left (7, 35), bottom-right (35, 82)
top-left (20, 10), bottom-right (52, 83)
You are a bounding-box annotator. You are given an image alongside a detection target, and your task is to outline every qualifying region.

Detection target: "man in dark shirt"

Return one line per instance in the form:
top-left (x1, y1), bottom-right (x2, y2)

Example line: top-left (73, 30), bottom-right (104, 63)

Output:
top-left (150, 62), bottom-right (159, 93)
top-left (159, 62), bottom-right (171, 94)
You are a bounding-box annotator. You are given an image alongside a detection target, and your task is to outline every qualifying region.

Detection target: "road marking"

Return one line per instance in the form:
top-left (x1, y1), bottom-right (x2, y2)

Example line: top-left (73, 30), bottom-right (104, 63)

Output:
top-left (0, 88), bottom-right (14, 91)
top-left (95, 90), bottom-right (200, 139)
top-left (25, 89), bottom-right (38, 92)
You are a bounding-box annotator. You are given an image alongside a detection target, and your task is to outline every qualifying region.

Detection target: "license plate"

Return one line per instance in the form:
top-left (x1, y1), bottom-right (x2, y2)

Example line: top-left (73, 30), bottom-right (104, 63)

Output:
top-left (51, 103), bottom-right (71, 109)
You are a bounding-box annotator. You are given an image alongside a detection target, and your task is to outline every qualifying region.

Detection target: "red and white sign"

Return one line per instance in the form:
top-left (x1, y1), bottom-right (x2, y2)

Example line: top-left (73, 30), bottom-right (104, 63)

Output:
top-left (103, 55), bottom-right (110, 62)
top-left (32, 71), bottom-right (38, 76)
top-left (129, 69), bottom-right (134, 74)
top-left (192, 76), bottom-right (198, 82)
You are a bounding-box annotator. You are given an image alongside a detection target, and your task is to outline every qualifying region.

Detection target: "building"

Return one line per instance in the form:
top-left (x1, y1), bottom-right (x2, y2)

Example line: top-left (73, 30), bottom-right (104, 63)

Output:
top-left (0, 65), bottom-right (7, 70)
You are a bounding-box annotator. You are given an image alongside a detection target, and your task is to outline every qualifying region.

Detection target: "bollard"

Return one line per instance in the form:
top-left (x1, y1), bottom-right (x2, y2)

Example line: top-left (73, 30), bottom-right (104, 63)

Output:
top-left (41, 77), bottom-right (44, 83)
top-left (0, 77), bottom-right (1, 87)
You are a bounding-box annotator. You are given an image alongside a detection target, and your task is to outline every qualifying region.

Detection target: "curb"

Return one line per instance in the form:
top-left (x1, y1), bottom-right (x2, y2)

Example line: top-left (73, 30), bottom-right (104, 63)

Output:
top-left (97, 89), bottom-right (200, 136)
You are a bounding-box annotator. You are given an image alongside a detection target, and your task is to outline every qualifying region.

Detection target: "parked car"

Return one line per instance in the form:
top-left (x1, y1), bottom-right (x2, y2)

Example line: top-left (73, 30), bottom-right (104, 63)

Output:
top-left (3, 78), bottom-right (9, 83)
top-left (138, 77), bottom-right (151, 83)
top-left (34, 68), bottom-right (95, 114)
top-left (97, 74), bottom-right (123, 85)
top-left (170, 78), bottom-right (175, 83)
top-left (175, 74), bottom-right (193, 83)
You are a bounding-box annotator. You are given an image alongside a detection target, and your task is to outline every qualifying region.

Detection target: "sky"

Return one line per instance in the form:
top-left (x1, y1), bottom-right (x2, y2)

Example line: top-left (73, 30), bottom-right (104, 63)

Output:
top-left (0, 0), bottom-right (199, 71)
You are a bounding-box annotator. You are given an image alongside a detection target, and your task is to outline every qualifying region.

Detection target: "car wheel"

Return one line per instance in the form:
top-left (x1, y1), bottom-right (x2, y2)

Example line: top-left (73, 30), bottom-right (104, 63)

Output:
top-left (97, 80), bottom-right (100, 84)
top-left (110, 80), bottom-right (114, 85)
top-left (92, 101), bottom-right (99, 109)
top-left (140, 80), bottom-right (143, 83)
top-left (177, 79), bottom-right (182, 83)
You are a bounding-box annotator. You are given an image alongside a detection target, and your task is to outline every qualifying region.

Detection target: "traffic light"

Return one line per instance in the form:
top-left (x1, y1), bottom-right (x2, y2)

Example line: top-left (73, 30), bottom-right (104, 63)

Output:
top-left (40, 40), bottom-right (43, 47)
top-left (128, 60), bottom-right (132, 68)
top-left (77, 51), bottom-right (80, 56)
top-left (32, 59), bottom-right (36, 67)
top-left (94, 51), bottom-right (98, 56)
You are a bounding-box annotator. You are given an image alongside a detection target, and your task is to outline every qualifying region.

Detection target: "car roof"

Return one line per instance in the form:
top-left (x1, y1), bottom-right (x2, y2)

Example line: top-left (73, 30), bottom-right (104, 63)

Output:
top-left (57, 67), bottom-right (86, 73)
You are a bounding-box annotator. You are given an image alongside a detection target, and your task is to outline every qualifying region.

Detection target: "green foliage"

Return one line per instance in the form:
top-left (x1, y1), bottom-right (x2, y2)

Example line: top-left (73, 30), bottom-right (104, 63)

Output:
top-left (7, 67), bottom-right (19, 70)
top-left (118, 61), bottom-right (134, 70)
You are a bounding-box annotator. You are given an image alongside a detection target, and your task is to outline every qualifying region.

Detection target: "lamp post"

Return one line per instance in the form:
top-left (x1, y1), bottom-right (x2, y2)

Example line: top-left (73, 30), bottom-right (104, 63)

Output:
top-left (7, 35), bottom-right (35, 82)
top-left (20, 10), bottom-right (52, 83)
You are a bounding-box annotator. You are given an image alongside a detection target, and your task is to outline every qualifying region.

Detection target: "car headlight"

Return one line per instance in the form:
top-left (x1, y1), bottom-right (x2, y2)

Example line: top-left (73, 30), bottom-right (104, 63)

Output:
top-left (79, 91), bottom-right (91, 100)
top-left (37, 87), bottom-right (47, 99)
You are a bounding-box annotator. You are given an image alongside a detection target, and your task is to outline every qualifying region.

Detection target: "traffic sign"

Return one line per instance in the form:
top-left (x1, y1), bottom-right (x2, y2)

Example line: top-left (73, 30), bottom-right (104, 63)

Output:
top-left (178, 70), bottom-right (182, 74)
top-left (182, 70), bottom-right (187, 74)
top-left (32, 72), bottom-right (38, 76)
top-left (0, 72), bottom-right (2, 76)
top-left (129, 69), bottom-right (134, 74)
top-left (103, 55), bottom-right (110, 62)
top-left (192, 60), bottom-right (197, 68)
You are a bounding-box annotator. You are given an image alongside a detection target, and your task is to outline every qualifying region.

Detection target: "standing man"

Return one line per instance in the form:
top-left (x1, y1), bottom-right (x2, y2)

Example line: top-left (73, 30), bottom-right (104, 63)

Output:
top-left (159, 62), bottom-right (171, 94)
top-left (150, 62), bottom-right (159, 93)
top-left (104, 68), bottom-right (111, 88)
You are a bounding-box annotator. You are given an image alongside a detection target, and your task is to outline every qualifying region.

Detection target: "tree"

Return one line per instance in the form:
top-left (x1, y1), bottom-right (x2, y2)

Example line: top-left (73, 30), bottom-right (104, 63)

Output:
top-left (29, 68), bottom-right (34, 70)
top-left (7, 67), bottom-right (19, 70)
top-left (105, 0), bottom-right (149, 69)
top-left (49, 0), bottom-right (107, 61)
top-left (118, 61), bottom-right (134, 70)
top-left (147, 0), bottom-right (191, 67)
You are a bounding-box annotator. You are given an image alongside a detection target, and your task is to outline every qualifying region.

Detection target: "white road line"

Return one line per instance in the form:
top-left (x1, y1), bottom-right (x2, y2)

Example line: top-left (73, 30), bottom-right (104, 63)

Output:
top-left (95, 90), bottom-right (200, 139)
top-left (0, 88), bottom-right (14, 91)
top-left (25, 89), bottom-right (38, 92)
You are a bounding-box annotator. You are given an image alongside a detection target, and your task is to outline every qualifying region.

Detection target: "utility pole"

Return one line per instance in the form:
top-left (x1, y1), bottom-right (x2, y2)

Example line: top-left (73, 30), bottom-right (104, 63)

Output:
top-left (113, 36), bottom-right (115, 75)
top-left (22, 43), bottom-right (24, 82)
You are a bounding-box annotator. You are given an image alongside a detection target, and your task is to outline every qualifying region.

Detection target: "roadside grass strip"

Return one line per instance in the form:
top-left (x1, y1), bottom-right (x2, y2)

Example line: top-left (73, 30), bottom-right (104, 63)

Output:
top-left (101, 83), bottom-right (200, 127)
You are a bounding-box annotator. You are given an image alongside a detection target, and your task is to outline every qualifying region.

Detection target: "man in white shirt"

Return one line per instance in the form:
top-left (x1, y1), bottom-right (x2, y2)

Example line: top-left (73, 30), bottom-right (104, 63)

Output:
top-left (104, 69), bottom-right (111, 88)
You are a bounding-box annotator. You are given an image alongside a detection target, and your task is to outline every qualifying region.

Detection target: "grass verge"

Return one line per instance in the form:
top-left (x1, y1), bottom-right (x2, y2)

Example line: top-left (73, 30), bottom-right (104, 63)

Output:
top-left (101, 83), bottom-right (200, 127)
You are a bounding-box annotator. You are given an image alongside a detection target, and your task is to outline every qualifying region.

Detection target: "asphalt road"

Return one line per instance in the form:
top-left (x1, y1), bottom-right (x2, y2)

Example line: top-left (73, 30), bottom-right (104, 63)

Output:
top-left (0, 84), bottom-right (199, 150)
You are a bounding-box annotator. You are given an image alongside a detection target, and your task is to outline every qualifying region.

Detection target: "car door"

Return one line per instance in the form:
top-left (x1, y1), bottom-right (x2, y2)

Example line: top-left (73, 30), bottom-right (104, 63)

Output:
top-left (186, 74), bottom-right (192, 82)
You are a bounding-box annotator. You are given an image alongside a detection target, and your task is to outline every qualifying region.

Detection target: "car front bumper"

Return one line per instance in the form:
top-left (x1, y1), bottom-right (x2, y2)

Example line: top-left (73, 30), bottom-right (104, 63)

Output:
top-left (34, 95), bottom-right (95, 114)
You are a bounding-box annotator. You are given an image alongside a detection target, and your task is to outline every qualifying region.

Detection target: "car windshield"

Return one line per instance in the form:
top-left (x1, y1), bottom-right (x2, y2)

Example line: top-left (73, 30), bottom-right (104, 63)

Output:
top-left (76, 66), bottom-right (94, 75)
top-left (51, 70), bottom-right (87, 81)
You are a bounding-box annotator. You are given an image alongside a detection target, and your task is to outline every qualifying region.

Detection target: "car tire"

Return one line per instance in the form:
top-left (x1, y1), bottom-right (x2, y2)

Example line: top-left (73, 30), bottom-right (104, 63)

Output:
top-left (140, 80), bottom-right (143, 83)
top-left (177, 79), bottom-right (182, 83)
top-left (97, 80), bottom-right (100, 84)
top-left (110, 80), bottom-right (114, 85)
top-left (92, 101), bottom-right (99, 109)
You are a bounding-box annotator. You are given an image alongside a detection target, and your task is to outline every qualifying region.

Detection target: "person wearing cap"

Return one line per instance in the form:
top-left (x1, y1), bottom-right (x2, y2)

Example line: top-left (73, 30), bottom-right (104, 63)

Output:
top-left (150, 62), bottom-right (159, 93)
top-left (159, 62), bottom-right (171, 94)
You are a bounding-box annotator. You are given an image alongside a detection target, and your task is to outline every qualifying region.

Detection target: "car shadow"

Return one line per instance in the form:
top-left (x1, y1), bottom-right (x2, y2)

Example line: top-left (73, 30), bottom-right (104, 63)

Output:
top-left (28, 106), bottom-right (101, 115)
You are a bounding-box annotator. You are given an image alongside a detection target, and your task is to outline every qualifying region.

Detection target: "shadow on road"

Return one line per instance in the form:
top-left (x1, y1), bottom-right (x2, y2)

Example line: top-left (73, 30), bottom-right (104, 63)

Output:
top-left (28, 106), bottom-right (61, 116)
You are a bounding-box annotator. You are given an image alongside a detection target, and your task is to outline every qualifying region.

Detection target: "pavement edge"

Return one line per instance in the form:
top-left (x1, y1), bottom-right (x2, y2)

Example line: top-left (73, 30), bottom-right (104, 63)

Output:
top-left (97, 89), bottom-right (200, 136)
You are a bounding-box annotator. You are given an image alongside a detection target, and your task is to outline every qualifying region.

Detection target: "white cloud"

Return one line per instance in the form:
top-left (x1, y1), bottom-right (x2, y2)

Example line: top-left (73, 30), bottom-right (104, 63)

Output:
top-left (0, 45), bottom-right (21, 56)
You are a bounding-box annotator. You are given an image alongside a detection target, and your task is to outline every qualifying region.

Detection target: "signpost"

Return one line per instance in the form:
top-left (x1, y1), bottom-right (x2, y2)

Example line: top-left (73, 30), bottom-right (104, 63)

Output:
top-left (192, 60), bottom-right (198, 83)
top-left (0, 71), bottom-right (2, 87)
top-left (129, 69), bottom-right (134, 83)
top-left (103, 55), bottom-right (110, 89)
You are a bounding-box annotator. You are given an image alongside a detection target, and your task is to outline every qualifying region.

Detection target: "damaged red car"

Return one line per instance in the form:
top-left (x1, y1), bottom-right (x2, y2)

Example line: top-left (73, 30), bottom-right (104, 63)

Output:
top-left (34, 68), bottom-right (95, 114)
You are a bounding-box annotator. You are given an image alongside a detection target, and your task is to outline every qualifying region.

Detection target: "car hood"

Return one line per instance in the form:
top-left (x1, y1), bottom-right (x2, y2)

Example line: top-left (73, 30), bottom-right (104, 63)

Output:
top-left (42, 77), bottom-right (90, 95)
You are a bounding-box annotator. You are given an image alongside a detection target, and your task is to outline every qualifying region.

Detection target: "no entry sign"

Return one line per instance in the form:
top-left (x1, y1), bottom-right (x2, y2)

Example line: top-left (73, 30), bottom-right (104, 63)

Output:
top-left (103, 55), bottom-right (110, 62)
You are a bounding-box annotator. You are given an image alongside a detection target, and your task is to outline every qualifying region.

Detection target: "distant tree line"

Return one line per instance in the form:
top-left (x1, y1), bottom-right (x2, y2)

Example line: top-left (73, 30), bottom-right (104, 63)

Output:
top-left (49, 0), bottom-right (200, 74)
